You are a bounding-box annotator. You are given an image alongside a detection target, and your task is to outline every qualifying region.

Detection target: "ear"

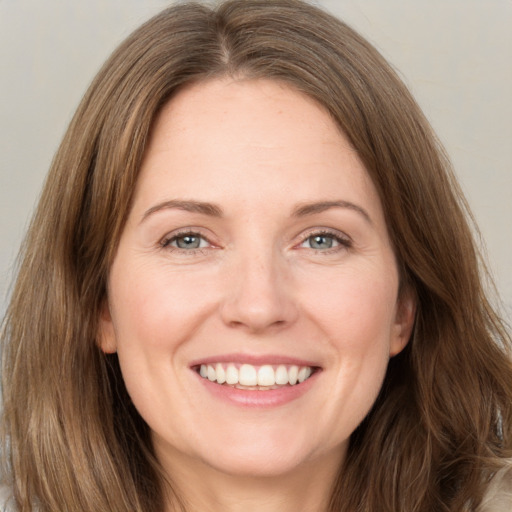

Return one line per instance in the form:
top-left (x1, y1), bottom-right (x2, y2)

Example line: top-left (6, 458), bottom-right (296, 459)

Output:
top-left (97, 299), bottom-right (117, 354)
top-left (389, 288), bottom-right (416, 357)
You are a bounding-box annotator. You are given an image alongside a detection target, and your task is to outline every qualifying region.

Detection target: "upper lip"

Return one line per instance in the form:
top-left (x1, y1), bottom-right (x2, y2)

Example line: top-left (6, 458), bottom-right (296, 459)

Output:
top-left (189, 353), bottom-right (321, 368)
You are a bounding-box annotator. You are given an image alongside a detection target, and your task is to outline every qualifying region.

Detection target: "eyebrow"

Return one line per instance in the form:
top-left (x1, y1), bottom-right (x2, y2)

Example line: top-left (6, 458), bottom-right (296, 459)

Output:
top-left (141, 200), bottom-right (223, 223)
top-left (292, 200), bottom-right (372, 224)
top-left (140, 198), bottom-right (372, 224)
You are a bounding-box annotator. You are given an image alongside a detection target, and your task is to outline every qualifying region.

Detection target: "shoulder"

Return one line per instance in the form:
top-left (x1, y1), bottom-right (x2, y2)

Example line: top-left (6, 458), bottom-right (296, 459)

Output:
top-left (0, 485), bottom-right (14, 511)
top-left (478, 461), bottom-right (512, 512)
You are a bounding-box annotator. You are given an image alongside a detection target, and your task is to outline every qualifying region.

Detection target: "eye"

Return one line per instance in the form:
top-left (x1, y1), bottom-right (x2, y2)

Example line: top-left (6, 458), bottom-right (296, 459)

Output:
top-left (161, 231), bottom-right (210, 251)
top-left (299, 231), bottom-right (351, 251)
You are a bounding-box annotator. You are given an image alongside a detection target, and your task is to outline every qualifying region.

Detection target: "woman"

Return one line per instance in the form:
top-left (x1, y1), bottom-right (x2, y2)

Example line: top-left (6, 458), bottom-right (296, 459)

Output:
top-left (1, 0), bottom-right (511, 510)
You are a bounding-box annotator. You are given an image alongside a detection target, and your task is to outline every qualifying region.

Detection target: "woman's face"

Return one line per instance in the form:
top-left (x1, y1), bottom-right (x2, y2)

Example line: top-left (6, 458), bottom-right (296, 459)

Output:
top-left (99, 78), bottom-right (414, 479)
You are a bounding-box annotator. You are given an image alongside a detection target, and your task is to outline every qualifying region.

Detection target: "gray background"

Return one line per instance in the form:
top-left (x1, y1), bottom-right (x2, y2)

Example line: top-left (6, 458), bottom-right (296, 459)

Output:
top-left (1, 0), bottom-right (511, 321)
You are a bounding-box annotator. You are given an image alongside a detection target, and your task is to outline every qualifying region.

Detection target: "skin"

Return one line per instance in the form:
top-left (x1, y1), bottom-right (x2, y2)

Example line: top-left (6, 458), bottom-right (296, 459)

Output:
top-left (99, 78), bottom-right (415, 512)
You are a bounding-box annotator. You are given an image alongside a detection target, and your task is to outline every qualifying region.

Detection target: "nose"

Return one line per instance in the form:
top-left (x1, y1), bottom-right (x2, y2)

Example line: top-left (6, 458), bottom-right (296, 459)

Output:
top-left (220, 249), bottom-right (298, 333)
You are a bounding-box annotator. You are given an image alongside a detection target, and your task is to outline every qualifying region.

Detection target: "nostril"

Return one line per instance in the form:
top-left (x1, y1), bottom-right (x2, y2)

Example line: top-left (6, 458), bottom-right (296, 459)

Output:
top-left (219, 267), bottom-right (298, 331)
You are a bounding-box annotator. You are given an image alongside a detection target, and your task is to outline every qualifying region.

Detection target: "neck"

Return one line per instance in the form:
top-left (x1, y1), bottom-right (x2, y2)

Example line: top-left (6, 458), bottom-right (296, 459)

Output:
top-left (161, 449), bottom-right (343, 512)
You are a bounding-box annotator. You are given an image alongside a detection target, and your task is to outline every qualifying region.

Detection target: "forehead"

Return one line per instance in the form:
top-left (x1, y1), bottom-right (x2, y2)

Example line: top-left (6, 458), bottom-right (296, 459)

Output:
top-left (146, 77), bottom-right (351, 164)
top-left (133, 78), bottom-right (385, 226)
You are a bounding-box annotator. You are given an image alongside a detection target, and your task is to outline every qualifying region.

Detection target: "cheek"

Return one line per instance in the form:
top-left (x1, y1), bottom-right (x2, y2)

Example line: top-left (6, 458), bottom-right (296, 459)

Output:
top-left (109, 258), bottom-right (220, 354)
top-left (303, 263), bottom-right (398, 347)
top-left (107, 260), bottom-right (218, 430)
top-left (303, 264), bottom-right (398, 404)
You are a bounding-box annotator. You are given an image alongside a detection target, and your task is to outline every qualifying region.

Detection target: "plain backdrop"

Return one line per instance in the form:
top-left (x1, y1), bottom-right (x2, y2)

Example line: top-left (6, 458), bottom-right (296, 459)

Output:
top-left (1, 0), bottom-right (511, 322)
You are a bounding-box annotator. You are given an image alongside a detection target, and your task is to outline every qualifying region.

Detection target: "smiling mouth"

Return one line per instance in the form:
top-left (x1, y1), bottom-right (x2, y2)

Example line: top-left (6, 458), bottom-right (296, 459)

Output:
top-left (195, 362), bottom-right (318, 390)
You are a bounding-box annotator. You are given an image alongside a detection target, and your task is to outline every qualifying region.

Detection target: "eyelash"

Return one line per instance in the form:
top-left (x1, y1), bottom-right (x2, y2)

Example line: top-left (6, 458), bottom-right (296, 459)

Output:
top-left (297, 229), bottom-right (352, 254)
top-left (159, 228), bottom-right (352, 255)
top-left (160, 229), bottom-right (213, 255)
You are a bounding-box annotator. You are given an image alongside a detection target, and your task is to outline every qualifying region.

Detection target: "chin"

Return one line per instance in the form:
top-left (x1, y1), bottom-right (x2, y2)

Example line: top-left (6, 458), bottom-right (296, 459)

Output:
top-left (190, 426), bottom-right (326, 478)
top-left (203, 448), bottom-right (307, 478)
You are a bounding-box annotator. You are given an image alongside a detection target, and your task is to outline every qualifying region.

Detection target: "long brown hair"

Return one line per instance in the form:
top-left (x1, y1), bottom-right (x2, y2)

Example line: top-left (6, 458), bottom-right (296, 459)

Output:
top-left (2, 1), bottom-right (511, 510)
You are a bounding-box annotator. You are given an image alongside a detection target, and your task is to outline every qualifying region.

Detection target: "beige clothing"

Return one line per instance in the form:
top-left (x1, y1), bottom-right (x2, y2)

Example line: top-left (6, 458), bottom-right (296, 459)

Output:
top-left (0, 485), bottom-right (13, 512)
top-left (477, 464), bottom-right (512, 512)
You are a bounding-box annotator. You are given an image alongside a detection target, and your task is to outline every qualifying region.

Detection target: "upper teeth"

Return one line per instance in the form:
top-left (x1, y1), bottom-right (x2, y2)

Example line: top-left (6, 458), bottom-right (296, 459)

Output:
top-left (198, 363), bottom-right (313, 387)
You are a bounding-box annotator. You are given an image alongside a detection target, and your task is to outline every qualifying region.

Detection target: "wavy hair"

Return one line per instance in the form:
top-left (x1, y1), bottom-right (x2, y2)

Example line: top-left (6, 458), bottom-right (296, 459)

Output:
top-left (2, 1), bottom-right (511, 510)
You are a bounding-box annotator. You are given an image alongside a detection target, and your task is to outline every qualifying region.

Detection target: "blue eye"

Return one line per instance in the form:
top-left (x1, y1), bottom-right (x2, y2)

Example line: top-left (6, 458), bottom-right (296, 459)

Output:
top-left (163, 232), bottom-right (209, 250)
top-left (307, 234), bottom-right (336, 250)
top-left (300, 232), bottom-right (350, 251)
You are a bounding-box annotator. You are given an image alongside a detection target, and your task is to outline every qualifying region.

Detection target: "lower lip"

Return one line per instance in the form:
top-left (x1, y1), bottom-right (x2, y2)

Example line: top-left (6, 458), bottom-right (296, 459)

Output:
top-left (194, 371), bottom-right (319, 408)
